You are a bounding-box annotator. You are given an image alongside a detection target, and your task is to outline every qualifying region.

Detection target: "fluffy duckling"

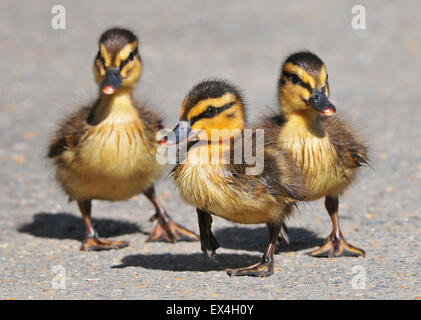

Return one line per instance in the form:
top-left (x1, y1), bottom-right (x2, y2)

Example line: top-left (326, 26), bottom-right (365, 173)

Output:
top-left (268, 51), bottom-right (368, 257)
top-left (161, 80), bottom-right (307, 277)
top-left (47, 28), bottom-right (198, 251)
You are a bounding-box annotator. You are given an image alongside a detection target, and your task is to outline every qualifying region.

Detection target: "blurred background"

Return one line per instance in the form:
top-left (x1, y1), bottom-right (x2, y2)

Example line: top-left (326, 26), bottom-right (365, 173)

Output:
top-left (0, 0), bottom-right (420, 299)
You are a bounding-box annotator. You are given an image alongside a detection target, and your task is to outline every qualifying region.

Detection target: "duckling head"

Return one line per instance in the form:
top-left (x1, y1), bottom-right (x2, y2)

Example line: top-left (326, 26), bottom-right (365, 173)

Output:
top-left (94, 28), bottom-right (142, 95)
top-left (278, 51), bottom-right (335, 117)
top-left (162, 80), bottom-right (245, 145)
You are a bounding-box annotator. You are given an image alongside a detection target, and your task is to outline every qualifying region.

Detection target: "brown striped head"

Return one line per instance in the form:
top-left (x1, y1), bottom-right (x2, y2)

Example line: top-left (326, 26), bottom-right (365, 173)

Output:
top-left (278, 51), bottom-right (335, 117)
top-left (93, 28), bottom-right (142, 95)
top-left (162, 80), bottom-right (245, 145)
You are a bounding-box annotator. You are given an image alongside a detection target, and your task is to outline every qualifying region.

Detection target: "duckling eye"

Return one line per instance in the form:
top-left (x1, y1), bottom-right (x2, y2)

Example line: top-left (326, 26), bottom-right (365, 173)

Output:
top-left (128, 50), bottom-right (135, 61)
top-left (289, 74), bottom-right (301, 84)
top-left (204, 106), bottom-right (217, 117)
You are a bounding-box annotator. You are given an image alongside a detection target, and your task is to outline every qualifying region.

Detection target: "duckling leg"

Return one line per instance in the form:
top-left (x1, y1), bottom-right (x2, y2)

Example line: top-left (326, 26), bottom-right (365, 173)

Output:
top-left (227, 223), bottom-right (281, 277)
top-left (78, 200), bottom-right (129, 251)
top-left (310, 197), bottom-right (365, 257)
top-left (196, 209), bottom-right (220, 258)
top-left (145, 186), bottom-right (199, 243)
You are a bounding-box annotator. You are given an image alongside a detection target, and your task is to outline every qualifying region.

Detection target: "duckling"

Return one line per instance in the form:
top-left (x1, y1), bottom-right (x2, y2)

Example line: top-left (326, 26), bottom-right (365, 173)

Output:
top-left (161, 80), bottom-right (307, 277)
top-left (267, 51), bottom-right (368, 257)
top-left (47, 28), bottom-right (198, 251)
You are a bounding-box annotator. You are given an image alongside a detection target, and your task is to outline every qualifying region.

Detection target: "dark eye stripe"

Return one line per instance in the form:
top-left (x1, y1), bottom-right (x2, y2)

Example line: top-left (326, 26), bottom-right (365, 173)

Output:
top-left (119, 47), bottom-right (138, 70)
top-left (190, 101), bottom-right (235, 126)
top-left (96, 51), bottom-right (106, 66)
top-left (282, 71), bottom-right (313, 92)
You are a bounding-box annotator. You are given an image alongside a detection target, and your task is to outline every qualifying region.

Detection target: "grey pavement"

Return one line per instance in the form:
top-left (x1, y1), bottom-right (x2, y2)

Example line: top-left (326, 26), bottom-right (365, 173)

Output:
top-left (0, 0), bottom-right (420, 299)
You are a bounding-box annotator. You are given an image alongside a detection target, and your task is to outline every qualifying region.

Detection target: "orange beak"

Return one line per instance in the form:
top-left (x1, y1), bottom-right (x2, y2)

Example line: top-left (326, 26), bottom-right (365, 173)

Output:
top-left (102, 85), bottom-right (116, 95)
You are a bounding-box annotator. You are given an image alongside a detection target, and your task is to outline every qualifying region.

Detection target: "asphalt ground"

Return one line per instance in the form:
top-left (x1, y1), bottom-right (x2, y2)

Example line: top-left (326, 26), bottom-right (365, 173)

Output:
top-left (0, 0), bottom-right (420, 299)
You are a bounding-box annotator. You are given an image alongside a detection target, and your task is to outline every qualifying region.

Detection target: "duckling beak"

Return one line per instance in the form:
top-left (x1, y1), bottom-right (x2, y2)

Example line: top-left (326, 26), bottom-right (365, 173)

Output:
top-left (160, 121), bottom-right (199, 145)
top-left (101, 68), bottom-right (122, 95)
top-left (307, 90), bottom-right (336, 116)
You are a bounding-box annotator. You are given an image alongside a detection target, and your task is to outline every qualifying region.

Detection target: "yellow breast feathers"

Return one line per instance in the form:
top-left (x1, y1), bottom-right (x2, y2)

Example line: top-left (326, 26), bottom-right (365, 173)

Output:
top-left (56, 98), bottom-right (162, 201)
top-left (279, 115), bottom-right (353, 199)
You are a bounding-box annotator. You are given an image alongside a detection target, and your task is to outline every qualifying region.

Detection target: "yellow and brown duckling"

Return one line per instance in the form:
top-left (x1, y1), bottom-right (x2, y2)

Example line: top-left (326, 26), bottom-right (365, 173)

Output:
top-left (47, 28), bottom-right (198, 251)
top-left (161, 80), bottom-right (307, 277)
top-left (265, 51), bottom-right (369, 257)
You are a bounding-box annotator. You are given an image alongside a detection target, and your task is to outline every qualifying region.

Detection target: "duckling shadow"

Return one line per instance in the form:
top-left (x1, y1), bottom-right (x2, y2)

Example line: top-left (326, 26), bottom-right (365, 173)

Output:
top-left (18, 212), bottom-right (142, 240)
top-left (215, 227), bottom-right (324, 253)
top-left (112, 227), bottom-right (324, 272)
top-left (112, 253), bottom-right (259, 272)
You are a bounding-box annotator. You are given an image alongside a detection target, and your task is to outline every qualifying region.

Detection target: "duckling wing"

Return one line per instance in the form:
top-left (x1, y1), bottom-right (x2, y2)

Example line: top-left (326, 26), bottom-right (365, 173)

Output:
top-left (227, 158), bottom-right (307, 206)
top-left (47, 106), bottom-right (91, 158)
top-left (263, 152), bottom-right (309, 201)
top-left (320, 115), bottom-right (369, 169)
top-left (133, 101), bottom-right (164, 134)
top-left (228, 128), bottom-right (308, 202)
